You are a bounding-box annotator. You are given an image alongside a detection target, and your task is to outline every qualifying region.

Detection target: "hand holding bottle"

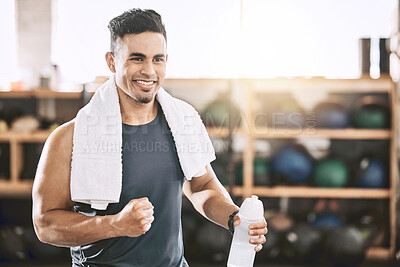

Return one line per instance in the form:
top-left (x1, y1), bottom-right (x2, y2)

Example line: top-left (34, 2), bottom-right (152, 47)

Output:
top-left (233, 215), bottom-right (268, 252)
top-left (227, 195), bottom-right (267, 267)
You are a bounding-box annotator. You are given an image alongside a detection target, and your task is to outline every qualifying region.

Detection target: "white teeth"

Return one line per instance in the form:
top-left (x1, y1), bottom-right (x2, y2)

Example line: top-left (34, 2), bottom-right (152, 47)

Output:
top-left (136, 80), bottom-right (154, 86)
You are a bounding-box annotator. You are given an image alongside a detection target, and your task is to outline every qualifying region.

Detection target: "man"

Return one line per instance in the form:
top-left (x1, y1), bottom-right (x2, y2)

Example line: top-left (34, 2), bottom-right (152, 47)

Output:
top-left (32, 8), bottom-right (267, 266)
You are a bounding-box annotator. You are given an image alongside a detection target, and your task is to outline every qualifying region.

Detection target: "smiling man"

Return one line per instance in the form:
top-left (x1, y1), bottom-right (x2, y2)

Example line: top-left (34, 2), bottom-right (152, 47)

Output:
top-left (32, 9), bottom-right (267, 267)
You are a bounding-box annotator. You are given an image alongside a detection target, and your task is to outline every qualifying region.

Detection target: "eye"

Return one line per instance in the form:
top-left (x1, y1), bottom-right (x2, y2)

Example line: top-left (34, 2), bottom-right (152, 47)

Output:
top-left (130, 57), bottom-right (143, 61)
top-left (154, 58), bottom-right (164, 62)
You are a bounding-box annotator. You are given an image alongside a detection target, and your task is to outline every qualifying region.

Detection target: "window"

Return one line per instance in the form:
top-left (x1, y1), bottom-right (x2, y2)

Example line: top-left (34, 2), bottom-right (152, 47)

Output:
top-left (0, 0), bottom-right (17, 89)
top-left (51, 0), bottom-right (399, 82)
top-left (52, 0), bottom-right (240, 83)
top-left (241, 0), bottom-right (397, 78)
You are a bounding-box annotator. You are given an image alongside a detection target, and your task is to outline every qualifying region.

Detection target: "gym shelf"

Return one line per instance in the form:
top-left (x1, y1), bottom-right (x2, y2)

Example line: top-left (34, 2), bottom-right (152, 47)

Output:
top-left (252, 128), bottom-right (391, 139)
top-left (0, 130), bottom-right (52, 142)
top-left (0, 90), bottom-right (82, 99)
top-left (244, 75), bottom-right (393, 93)
top-left (240, 76), bottom-right (397, 260)
top-left (205, 128), bottom-right (230, 138)
top-left (251, 186), bottom-right (390, 199)
top-left (223, 186), bottom-right (243, 196)
top-left (207, 127), bottom-right (247, 138)
top-left (366, 247), bottom-right (391, 260)
top-left (0, 180), bottom-right (33, 196)
top-left (0, 77), bottom-right (397, 261)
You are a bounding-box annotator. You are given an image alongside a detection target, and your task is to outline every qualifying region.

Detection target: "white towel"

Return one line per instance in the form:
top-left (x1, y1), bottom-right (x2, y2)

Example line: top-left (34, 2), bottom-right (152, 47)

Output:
top-left (70, 74), bottom-right (216, 210)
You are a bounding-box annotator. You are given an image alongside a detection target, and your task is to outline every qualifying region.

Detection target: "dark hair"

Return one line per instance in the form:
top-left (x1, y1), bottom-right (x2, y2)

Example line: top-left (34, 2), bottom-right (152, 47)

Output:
top-left (108, 8), bottom-right (167, 53)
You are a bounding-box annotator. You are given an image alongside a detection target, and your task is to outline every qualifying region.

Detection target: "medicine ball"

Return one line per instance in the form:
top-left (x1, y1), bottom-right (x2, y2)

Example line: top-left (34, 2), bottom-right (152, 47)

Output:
top-left (313, 159), bottom-right (348, 188)
top-left (323, 226), bottom-right (366, 267)
top-left (354, 157), bottom-right (386, 188)
top-left (353, 96), bottom-right (390, 129)
top-left (254, 93), bottom-right (305, 129)
top-left (196, 222), bottom-right (231, 263)
top-left (282, 224), bottom-right (323, 262)
top-left (310, 213), bottom-right (344, 230)
top-left (0, 225), bottom-right (29, 261)
top-left (235, 157), bottom-right (272, 186)
top-left (273, 111), bottom-right (306, 129)
top-left (348, 209), bottom-right (385, 246)
top-left (201, 94), bottom-right (240, 128)
top-left (314, 98), bottom-right (349, 129)
top-left (271, 146), bottom-right (314, 185)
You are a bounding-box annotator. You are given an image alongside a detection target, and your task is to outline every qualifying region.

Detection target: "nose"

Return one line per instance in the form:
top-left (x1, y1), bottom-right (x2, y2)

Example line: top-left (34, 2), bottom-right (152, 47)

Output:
top-left (140, 60), bottom-right (155, 77)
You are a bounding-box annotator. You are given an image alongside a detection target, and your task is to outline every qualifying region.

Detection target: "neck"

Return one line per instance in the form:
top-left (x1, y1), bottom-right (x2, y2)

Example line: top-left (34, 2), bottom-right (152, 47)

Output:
top-left (116, 86), bottom-right (158, 126)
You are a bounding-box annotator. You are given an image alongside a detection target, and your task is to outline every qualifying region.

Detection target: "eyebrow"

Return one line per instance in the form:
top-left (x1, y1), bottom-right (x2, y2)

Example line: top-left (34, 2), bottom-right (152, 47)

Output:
top-left (128, 52), bottom-right (166, 58)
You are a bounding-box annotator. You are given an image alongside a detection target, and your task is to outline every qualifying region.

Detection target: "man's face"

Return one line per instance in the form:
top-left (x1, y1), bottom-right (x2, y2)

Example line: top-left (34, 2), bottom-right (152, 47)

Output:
top-left (111, 32), bottom-right (167, 104)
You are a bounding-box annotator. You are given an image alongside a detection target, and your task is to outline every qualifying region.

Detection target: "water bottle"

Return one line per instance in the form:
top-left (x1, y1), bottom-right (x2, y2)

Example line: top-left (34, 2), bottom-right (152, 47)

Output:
top-left (227, 195), bottom-right (264, 267)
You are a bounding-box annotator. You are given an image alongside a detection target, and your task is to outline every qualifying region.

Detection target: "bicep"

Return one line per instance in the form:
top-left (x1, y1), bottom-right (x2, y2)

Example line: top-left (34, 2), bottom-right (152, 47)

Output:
top-left (32, 123), bottom-right (75, 220)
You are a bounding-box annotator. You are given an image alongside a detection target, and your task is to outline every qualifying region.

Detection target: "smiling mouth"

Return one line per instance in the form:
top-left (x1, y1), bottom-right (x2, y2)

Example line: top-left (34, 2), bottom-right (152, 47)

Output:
top-left (136, 80), bottom-right (155, 86)
top-left (133, 79), bottom-right (157, 91)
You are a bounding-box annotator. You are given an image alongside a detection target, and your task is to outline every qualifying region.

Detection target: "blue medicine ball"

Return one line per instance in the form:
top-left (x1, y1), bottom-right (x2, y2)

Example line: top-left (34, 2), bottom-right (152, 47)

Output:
top-left (312, 214), bottom-right (344, 229)
top-left (271, 146), bottom-right (313, 185)
top-left (314, 100), bottom-right (349, 129)
top-left (317, 109), bottom-right (349, 128)
top-left (355, 158), bottom-right (386, 188)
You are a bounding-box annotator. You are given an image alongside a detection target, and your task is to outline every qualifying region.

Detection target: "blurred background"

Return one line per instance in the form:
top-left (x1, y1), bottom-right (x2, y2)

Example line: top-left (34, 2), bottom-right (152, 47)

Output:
top-left (0, 0), bottom-right (400, 266)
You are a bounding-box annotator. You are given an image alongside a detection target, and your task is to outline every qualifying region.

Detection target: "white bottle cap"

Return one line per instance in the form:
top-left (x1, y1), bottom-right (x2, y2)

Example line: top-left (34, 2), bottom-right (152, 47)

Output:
top-left (238, 195), bottom-right (264, 221)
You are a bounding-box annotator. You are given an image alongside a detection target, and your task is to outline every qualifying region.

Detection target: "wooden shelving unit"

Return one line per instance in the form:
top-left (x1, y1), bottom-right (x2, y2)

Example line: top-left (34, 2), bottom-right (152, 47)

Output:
top-left (0, 76), bottom-right (397, 261)
top-left (245, 75), bottom-right (393, 93)
top-left (0, 130), bottom-right (52, 142)
top-left (251, 186), bottom-right (391, 199)
top-left (0, 90), bottom-right (83, 198)
top-left (0, 90), bottom-right (82, 99)
top-left (238, 76), bottom-right (397, 261)
top-left (252, 128), bottom-right (391, 139)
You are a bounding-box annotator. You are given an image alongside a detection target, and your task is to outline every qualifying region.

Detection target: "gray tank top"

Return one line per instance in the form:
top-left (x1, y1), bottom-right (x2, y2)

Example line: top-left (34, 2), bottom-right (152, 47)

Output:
top-left (71, 105), bottom-right (189, 267)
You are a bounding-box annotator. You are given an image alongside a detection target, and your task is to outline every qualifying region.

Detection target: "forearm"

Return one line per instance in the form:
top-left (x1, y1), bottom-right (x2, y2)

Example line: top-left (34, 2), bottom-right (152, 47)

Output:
top-left (188, 180), bottom-right (239, 229)
top-left (34, 209), bottom-right (118, 247)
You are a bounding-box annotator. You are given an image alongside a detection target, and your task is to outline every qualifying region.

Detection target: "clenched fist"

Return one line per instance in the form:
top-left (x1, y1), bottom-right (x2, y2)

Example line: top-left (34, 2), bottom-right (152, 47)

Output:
top-left (110, 197), bottom-right (154, 237)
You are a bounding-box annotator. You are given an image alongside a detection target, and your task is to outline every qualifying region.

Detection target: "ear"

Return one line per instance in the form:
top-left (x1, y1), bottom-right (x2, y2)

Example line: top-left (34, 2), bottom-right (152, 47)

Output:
top-left (165, 54), bottom-right (168, 63)
top-left (105, 52), bottom-right (116, 73)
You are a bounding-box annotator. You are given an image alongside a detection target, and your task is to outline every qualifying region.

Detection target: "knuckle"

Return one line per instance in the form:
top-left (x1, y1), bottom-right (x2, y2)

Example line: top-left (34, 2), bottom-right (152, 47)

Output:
top-left (131, 204), bottom-right (140, 211)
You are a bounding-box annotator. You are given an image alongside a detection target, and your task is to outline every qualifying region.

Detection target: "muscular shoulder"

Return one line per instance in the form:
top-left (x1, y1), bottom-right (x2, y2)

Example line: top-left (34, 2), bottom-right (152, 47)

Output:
top-left (43, 119), bottom-right (75, 156)
top-left (33, 120), bottom-right (76, 214)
